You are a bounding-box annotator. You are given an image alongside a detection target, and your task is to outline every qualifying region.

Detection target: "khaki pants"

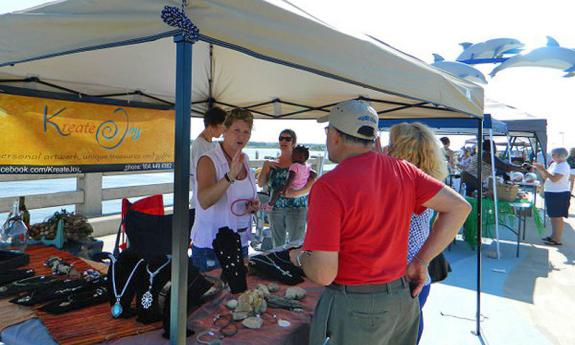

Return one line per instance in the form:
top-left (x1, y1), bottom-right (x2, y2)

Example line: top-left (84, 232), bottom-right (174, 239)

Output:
top-left (309, 277), bottom-right (419, 345)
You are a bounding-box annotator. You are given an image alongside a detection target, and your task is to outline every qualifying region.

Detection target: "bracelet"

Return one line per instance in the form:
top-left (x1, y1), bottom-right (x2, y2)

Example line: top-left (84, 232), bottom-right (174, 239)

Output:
top-left (224, 173), bottom-right (235, 184)
top-left (413, 255), bottom-right (429, 267)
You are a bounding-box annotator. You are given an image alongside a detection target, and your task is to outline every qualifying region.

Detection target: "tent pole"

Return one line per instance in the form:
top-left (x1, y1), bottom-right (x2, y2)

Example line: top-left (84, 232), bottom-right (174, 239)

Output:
top-left (170, 33), bottom-right (193, 344)
top-left (489, 129), bottom-right (501, 259)
top-left (476, 118), bottom-right (483, 336)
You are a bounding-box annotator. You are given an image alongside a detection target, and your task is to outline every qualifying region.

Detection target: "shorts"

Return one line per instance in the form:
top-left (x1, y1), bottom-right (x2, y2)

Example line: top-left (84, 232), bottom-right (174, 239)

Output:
top-left (544, 192), bottom-right (571, 218)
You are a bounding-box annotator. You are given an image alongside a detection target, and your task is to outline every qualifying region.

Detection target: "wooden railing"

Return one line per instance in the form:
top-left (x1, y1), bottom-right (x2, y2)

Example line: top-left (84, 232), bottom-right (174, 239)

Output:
top-left (0, 157), bottom-right (325, 216)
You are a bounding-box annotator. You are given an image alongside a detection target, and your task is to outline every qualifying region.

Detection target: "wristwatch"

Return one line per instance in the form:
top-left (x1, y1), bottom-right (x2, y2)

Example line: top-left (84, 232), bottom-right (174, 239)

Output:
top-left (295, 251), bottom-right (309, 267)
top-left (224, 172), bottom-right (235, 184)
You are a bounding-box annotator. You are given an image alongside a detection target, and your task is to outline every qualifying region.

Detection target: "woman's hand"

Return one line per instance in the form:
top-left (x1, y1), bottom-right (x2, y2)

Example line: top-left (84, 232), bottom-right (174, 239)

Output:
top-left (246, 199), bottom-right (261, 214)
top-left (229, 150), bottom-right (243, 180)
top-left (533, 163), bottom-right (545, 171)
top-left (263, 160), bottom-right (279, 170)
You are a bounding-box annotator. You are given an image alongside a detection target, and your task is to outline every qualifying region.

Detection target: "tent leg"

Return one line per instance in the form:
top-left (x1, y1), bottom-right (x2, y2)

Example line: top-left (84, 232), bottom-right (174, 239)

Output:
top-left (476, 118), bottom-right (483, 336)
top-left (489, 129), bottom-right (501, 259)
top-left (170, 34), bottom-right (193, 345)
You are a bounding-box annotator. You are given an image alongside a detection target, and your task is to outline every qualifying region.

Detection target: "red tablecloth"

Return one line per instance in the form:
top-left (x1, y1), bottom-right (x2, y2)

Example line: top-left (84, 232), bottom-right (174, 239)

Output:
top-left (102, 272), bottom-right (323, 345)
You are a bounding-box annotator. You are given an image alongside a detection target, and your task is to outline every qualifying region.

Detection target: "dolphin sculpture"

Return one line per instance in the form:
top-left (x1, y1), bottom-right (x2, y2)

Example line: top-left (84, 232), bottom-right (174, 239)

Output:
top-left (490, 36), bottom-right (575, 77)
top-left (431, 54), bottom-right (488, 84)
top-left (457, 38), bottom-right (524, 61)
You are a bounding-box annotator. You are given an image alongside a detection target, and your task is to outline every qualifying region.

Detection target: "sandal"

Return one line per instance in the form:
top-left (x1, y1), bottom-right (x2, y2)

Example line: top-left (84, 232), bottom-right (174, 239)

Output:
top-left (542, 236), bottom-right (553, 242)
top-left (543, 238), bottom-right (562, 246)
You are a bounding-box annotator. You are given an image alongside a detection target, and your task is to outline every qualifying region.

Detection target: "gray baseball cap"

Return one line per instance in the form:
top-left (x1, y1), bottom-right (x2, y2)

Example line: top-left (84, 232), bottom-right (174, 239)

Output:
top-left (318, 100), bottom-right (378, 140)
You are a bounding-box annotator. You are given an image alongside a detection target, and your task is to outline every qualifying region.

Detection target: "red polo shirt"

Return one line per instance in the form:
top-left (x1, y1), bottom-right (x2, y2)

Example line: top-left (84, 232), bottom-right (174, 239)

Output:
top-left (303, 151), bottom-right (443, 285)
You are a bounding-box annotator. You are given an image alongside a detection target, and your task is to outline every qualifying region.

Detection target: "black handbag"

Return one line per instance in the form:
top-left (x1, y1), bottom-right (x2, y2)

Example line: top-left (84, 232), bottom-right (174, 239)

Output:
top-left (428, 252), bottom-right (452, 283)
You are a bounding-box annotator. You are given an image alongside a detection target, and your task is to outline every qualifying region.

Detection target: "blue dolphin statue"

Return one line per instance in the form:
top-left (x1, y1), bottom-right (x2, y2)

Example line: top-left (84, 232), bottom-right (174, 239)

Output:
top-left (432, 54), bottom-right (488, 84)
top-left (490, 36), bottom-right (575, 77)
top-left (457, 38), bottom-right (525, 61)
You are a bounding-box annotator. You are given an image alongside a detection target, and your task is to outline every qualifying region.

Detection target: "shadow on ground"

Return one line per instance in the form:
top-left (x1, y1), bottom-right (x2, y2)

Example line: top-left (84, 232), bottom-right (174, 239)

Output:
top-left (442, 225), bottom-right (551, 304)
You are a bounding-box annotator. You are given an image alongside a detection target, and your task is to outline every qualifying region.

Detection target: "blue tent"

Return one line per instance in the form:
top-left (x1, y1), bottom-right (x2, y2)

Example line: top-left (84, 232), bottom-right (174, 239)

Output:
top-left (379, 114), bottom-right (507, 135)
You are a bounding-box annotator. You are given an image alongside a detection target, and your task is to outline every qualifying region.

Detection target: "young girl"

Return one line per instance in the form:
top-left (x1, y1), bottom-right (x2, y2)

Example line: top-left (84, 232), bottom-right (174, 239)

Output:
top-left (263, 145), bottom-right (316, 211)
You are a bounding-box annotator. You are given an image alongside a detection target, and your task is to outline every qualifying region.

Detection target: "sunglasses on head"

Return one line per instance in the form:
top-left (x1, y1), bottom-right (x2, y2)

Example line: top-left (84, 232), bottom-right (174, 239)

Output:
top-left (279, 136), bottom-right (293, 142)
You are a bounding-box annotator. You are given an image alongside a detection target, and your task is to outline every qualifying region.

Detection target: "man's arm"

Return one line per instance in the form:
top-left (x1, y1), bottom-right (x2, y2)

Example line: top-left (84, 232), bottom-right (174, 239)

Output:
top-left (406, 186), bottom-right (471, 296)
top-left (289, 250), bottom-right (338, 286)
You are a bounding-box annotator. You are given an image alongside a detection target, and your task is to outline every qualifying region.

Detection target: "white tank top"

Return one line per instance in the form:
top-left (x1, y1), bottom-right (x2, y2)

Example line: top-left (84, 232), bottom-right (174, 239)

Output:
top-left (191, 144), bottom-right (256, 248)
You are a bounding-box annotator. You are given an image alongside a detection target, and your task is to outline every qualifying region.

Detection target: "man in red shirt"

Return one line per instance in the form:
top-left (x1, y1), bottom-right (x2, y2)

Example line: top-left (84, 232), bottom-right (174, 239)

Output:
top-left (289, 100), bottom-right (471, 345)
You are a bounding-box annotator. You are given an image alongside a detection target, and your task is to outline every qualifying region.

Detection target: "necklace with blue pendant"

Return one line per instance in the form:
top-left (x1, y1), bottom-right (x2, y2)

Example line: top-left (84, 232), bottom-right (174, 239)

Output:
top-left (110, 255), bottom-right (144, 318)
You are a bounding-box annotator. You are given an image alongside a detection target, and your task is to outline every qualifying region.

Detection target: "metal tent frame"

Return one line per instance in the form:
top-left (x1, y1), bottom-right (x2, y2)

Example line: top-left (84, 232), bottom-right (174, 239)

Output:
top-left (0, 2), bottom-right (485, 344)
top-left (379, 113), bottom-right (511, 335)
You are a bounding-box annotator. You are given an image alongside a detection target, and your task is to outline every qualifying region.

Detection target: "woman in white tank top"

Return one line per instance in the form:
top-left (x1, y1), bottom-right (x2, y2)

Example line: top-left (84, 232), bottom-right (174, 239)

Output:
top-left (191, 109), bottom-right (259, 272)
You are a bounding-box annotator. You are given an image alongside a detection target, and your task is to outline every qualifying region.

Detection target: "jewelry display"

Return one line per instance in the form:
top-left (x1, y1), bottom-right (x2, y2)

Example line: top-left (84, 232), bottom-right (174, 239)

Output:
top-left (0, 268), bottom-right (34, 286)
top-left (110, 254), bottom-right (144, 318)
top-left (44, 256), bottom-right (77, 276)
top-left (250, 256), bottom-right (293, 278)
top-left (141, 256), bottom-right (171, 310)
top-left (248, 250), bottom-right (304, 285)
top-left (0, 274), bottom-right (60, 298)
top-left (41, 286), bottom-right (108, 315)
top-left (212, 227), bottom-right (247, 294)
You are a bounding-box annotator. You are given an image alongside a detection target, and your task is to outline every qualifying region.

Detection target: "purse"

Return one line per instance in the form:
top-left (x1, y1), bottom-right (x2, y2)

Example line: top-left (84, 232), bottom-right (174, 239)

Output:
top-left (428, 252), bottom-right (452, 283)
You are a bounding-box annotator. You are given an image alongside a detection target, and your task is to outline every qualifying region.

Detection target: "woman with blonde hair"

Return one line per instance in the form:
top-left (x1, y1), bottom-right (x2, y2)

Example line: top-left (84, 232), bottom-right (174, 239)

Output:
top-left (388, 122), bottom-right (448, 344)
top-left (192, 108), bottom-right (260, 271)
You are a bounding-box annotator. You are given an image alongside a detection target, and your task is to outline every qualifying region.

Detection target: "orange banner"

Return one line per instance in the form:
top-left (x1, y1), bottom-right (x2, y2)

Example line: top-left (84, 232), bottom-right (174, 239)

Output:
top-left (0, 93), bottom-right (175, 173)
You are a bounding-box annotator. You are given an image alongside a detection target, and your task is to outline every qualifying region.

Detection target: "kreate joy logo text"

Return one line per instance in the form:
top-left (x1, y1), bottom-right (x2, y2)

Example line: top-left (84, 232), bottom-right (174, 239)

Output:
top-left (43, 105), bottom-right (142, 150)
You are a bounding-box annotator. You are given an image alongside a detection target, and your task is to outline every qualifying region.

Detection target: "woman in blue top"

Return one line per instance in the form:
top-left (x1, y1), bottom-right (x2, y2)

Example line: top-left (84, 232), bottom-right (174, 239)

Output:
top-left (388, 122), bottom-right (448, 344)
top-left (258, 129), bottom-right (316, 248)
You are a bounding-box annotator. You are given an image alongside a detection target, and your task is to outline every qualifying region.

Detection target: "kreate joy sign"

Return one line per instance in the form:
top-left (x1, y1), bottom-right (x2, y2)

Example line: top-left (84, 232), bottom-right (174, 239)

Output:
top-left (0, 93), bottom-right (175, 174)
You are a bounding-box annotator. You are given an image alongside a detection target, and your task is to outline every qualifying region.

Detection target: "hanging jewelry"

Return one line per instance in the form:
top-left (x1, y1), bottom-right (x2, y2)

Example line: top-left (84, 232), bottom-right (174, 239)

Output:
top-left (110, 255), bottom-right (144, 318)
top-left (250, 256), bottom-right (293, 278)
top-left (141, 256), bottom-right (172, 310)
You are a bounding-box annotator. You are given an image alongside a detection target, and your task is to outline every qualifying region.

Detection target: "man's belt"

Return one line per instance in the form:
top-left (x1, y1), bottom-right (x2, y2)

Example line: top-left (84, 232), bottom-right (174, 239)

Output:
top-left (328, 276), bottom-right (407, 294)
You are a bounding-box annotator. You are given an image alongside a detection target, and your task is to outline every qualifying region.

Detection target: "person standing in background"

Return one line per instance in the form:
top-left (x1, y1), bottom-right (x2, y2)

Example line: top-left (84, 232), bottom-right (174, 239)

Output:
top-left (440, 137), bottom-right (456, 172)
top-left (388, 122), bottom-right (449, 344)
top-left (534, 147), bottom-right (571, 246)
top-left (258, 129), bottom-right (316, 248)
top-left (190, 107), bottom-right (227, 223)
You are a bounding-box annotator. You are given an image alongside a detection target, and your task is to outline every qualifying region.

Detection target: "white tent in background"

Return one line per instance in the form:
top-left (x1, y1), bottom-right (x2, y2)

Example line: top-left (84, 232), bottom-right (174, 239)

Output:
top-left (0, 0), bottom-right (484, 343)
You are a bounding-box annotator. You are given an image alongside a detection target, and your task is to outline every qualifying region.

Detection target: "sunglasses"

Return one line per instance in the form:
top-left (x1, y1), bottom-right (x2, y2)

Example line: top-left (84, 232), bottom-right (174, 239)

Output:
top-left (279, 136), bottom-right (293, 142)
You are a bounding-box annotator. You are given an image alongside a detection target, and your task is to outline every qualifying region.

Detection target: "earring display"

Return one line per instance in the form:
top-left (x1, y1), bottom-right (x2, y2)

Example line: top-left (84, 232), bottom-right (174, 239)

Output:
top-left (212, 227), bottom-right (247, 294)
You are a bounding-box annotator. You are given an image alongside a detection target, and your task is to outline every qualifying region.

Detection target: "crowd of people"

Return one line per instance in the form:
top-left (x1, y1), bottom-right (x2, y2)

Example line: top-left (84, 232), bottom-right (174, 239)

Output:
top-left (185, 100), bottom-right (571, 345)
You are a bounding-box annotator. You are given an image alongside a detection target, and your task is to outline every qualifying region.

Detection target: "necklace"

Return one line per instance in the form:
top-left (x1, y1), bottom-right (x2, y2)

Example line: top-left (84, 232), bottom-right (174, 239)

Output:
top-left (111, 256), bottom-right (144, 318)
top-left (250, 256), bottom-right (293, 278)
top-left (141, 256), bottom-right (171, 310)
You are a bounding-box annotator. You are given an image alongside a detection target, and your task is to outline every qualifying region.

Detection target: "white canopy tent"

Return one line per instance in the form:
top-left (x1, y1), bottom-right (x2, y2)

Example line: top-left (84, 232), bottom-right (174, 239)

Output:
top-left (0, 0), bottom-right (484, 343)
top-left (0, 0), bottom-right (483, 118)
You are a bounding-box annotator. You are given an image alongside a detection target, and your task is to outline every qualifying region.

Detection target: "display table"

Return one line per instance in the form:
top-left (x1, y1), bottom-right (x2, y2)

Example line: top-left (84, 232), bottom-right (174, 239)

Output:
top-left (0, 245), bottom-right (322, 345)
top-left (463, 194), bottom-right (544, 255)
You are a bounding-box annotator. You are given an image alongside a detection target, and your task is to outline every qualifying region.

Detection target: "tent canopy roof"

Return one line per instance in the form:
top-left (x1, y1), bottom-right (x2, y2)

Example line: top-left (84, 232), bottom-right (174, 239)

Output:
top-left (483, 99), bottom-right (547, 153)
top-left (378, 114), bottom-right (507, 136)
top-left (0, 0), bottom-right (483, 119)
